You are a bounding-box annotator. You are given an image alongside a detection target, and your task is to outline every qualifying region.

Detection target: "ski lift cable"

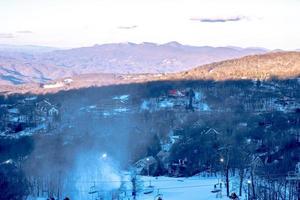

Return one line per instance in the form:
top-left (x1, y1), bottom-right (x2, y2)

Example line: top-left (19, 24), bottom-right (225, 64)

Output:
top-left (50, 184), bottom-right (215, 193)
top-left (60, 177), bottom-right (221, 183)
top-left (60, 173), bottom-right (289, 184)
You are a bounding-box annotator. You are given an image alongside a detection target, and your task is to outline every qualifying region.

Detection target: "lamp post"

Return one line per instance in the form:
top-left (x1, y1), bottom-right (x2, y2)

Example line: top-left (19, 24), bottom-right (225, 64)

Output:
top-left (219, 158), bottom-right (224, 185)
top-left (247, 179), bottom-right (251, 200)
top-left (146, 158), bottom-right (150, 177)
top-left (218, 146), bottom-right (231, 197)
top-left (146, 157), bottom-right (152, 187)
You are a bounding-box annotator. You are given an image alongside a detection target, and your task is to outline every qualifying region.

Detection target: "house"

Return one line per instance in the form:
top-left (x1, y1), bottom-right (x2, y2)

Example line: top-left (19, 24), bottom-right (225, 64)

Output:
top-left (201, 128), bottom-right (221, 136)
top-left (36, 100), bottom-right (59, 117)
top-left (63, 78), bottom-right (73, 84)
top-left (8, 115), bottom-right (27, 123)
top-left (41, 82), bottom-right (64, 89)
top-left (252, 156), bottom-right (264, 168)
top-left (287, 162), bottom-right (300, 181)
top-left (170, 135), bottom-right (181, 143)
top-left (168, 89), bottom-right (185, 98)
top-left (48, 107), bottom-right (59, 116)
top-left (25, 96), bottom-right (37, 101)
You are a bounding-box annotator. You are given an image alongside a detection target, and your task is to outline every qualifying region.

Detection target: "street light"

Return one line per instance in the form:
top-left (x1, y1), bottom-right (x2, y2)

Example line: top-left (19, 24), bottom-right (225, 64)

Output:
top-left (218, 158), bottom-right (224, 185)
top-left (146, 157), bottom-right (152, 186)
top-left (247, 179), bottom-right (251, 200)
top-left (101, 153), bottom-right (107, 159)
top-left (146, 158), bottom-right (150, 177)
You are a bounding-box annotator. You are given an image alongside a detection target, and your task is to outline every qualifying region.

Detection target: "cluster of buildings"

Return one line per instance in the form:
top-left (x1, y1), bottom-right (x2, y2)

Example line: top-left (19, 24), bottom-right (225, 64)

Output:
top-left (0, 97), bottom-right (60, 137)
top-left (141, 88), bottom-right (210, 112)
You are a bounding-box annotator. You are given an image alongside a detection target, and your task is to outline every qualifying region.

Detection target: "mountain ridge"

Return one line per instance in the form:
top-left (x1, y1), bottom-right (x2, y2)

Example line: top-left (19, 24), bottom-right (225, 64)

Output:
top-left (1, 51), bottom-right (299, 94)
top-left (0, 42), bottom-right (268, 85)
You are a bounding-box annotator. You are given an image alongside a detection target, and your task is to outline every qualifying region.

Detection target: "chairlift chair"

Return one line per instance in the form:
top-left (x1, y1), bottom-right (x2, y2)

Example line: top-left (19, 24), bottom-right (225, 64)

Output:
top-left (144, 185), bottom-right (154, 194)
top-left (88, 185), bottom-right (99, 194)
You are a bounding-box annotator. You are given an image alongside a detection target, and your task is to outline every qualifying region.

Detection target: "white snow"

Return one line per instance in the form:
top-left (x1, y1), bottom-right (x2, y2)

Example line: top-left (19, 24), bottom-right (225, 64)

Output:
top-left (197, 103), bottom-right (210, 111)
top-left (3, 123), bottom-right (48, 139)
top-left (89, 105), bottom-right (97, 109)
top-left (27, 174), bottom-right (246, 200)
top-left (27, 197), bottom-right (47, 200)
top-left (8, 108), bottom-right (20, 114)
top-left (135, 175), bottom-right (244, 200)
top-left (114, 108), bottom-right (129, 113)
top-left (194, 91), bottom-right (202, 101)
top-left (159, 100), bottom-right (174, 108)
top-left (103, 111), bottom-right (112, 117)
top-left (113, 95), bottom-right (130, 102)
top-left (161, 143), bottom-right (172, 152)
top-left (9, 116), bottom-right (21, 122)
top-left (64, 78), bottom-right (74, 84)
top-left (170, 135), bottom-right (181, 144)
top-left (141, 100), bottom-right (150, 110)
top-left (2, 159), bottom-right (13, 164)
top-left (25, 96), bottom-right (37, 101)
top-left (42, 82), bottom-right (64, 89)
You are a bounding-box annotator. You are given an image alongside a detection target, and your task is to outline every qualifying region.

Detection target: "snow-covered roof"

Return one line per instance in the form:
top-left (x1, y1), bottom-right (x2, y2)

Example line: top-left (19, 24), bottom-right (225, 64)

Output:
top-left (8, 108), bottom-right (19, 114)
top-left (25, 96), bottom-right (37, 101)
top-left (202, 128), bottom-right (221, 135)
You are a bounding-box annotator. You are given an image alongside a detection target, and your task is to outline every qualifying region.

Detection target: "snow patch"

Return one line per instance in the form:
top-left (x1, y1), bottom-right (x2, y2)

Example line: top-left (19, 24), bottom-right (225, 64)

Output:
top-left (141, 100), bottom-right (150, 110)
top-left (197, 103), bottom-right (210, 111)
top-left (114, 108), bottom-right (129, 113)
top-left (113, 95), bottom-right (130, 102)
top-left (89, 105), bottom-right (97, 109)
top-left (194, 92), bottom-right (202, 101)
top-left (25, 96), bottom-right (37, 101)
top-left (159, 100), bottom-right (174, 108)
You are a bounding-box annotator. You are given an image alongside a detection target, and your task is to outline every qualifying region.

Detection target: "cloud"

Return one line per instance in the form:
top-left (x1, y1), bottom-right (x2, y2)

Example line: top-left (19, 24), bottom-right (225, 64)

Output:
top-left (16, 30), bottom-right (33, 34)
top-left (0, 33), bottom-right (14, 38)
top-left (190, 16), bottom-right (247, 23)
top-left (118, 25), bottom-right (138, 30)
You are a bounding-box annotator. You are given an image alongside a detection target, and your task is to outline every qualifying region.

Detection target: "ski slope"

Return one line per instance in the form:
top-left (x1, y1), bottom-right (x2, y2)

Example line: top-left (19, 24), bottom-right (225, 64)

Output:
top-left (138, 176), bottom-right (242, 200)
top-left (28, 175), bottom-right (246, 200)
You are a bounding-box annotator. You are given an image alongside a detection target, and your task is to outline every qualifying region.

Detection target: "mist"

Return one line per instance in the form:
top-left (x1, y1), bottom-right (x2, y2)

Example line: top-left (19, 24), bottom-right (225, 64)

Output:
top-left (18, 85), bottom-right (159, 199)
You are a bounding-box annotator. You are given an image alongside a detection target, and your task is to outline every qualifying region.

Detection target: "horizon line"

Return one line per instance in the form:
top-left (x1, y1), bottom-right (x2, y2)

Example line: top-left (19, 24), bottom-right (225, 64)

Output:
top-left (0, 41), bottom-right (278, 51)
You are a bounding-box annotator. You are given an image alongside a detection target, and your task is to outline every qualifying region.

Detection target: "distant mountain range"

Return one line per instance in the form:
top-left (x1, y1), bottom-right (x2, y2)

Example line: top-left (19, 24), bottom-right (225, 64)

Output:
top-left (0, 42), bottom-right (268, 85)
top-left (2, 51), bottom-right (299, 94)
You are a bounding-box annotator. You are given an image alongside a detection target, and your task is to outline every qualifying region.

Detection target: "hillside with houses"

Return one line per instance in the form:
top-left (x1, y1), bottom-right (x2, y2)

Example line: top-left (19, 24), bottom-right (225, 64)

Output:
top-left (0, 75), bottom-right (299, 199)
top-left (0, 47), bottom-right (300, 200)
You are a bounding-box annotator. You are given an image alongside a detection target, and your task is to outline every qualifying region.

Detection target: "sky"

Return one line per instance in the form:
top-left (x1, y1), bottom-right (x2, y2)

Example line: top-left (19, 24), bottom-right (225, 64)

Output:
top-left (0, 0), bottom-right (299, 49)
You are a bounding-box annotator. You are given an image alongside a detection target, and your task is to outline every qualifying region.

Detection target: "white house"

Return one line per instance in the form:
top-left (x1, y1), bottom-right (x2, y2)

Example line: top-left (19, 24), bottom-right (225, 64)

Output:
top-left (42, 82), bottom-right (64, 89)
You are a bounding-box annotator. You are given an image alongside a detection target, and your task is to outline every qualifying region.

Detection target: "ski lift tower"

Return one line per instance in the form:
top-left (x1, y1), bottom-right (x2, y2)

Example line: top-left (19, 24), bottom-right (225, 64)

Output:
top-left (286, 162), bottom-right (300, 199)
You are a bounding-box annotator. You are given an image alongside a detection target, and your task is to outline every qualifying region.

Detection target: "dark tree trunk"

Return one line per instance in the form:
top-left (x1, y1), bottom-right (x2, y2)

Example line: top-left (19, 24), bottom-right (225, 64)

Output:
top-left (250, 169), bottom-right (256, 199)
top-left (239, 169), bottom-right (244, 196)
top-left (226, 167), bottom-right (230, 197)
